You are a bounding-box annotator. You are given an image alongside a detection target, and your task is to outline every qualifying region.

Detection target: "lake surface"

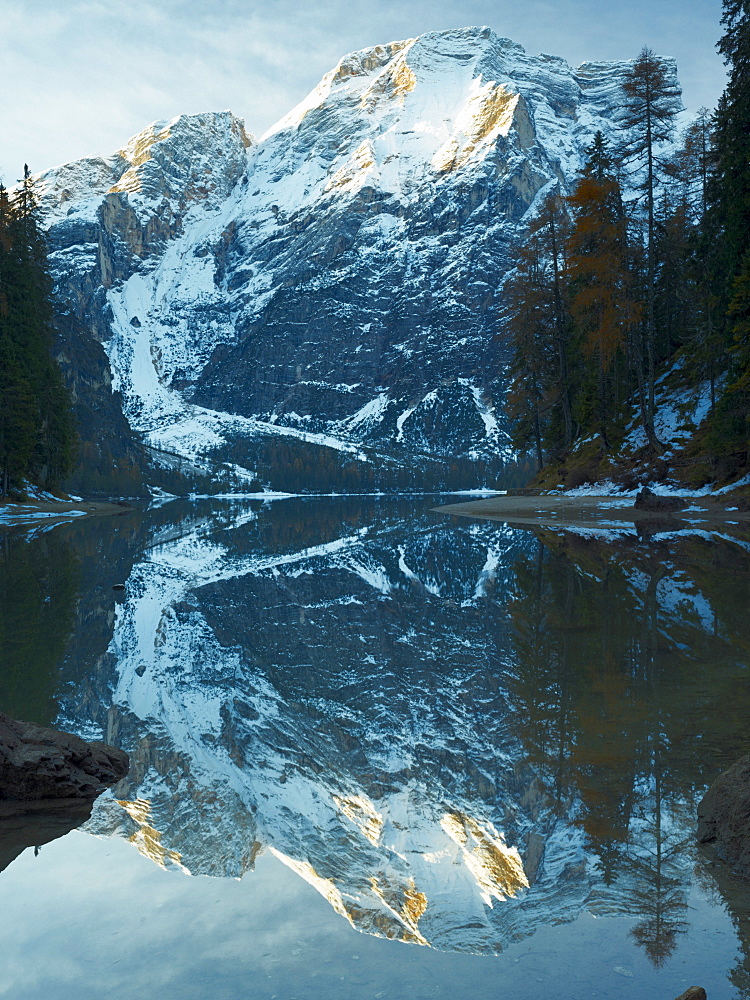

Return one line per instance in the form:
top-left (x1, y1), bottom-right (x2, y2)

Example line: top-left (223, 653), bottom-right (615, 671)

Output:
top-left (1, 496), bottom-right (749, 999)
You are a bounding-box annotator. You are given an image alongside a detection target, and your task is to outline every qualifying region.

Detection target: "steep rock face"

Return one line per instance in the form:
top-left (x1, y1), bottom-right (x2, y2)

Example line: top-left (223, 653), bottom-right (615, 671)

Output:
top-left (53, 311), bottom-right (147, 496)
top-left (37, 28), bottom-right (678, 490)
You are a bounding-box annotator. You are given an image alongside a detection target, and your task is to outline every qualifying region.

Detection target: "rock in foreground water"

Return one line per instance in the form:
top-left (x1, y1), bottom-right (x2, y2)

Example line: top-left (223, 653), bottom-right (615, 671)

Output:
top-left (698, 754), bottom-right (750, 876)
top-left (0, 711), bottom-right (128, 804)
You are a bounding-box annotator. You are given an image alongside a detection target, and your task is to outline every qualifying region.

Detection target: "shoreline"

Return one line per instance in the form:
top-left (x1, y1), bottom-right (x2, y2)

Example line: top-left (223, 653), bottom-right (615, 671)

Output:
top-left (0, 498), bottom-right (135, 527)
top-left (436, 494), bottom-right (750, 531)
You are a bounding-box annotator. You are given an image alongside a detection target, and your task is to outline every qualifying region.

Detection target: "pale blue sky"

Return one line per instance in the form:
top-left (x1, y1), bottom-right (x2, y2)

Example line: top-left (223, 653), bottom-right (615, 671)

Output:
top-left (0, 0), bottom-right (726, 182)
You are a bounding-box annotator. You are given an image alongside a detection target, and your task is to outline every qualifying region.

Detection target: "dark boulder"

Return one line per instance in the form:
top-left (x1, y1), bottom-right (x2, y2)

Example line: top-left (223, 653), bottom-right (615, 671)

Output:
top-left (634, 487), bottom-right (688, 512)
top-left (674, 989), bottom-right (707, 1000)
top-left (0, 711), bottom-right (129, 805)
top-left (697, 754), bottom-right (750, 876)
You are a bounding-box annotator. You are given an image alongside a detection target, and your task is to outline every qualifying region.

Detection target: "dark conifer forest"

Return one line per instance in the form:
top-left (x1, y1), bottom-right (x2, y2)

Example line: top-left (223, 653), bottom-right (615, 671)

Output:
top-left (0, 168), bottom-right (76, 497)
top-left (506, 0), bottom-right (750, 489)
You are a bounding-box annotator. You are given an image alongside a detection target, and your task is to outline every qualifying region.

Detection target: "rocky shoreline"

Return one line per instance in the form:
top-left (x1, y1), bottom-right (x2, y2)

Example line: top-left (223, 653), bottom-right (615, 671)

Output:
top-left (0, 712), bottom-right (129, 872)
top-left (0, 711), bottom-right (128, 807)
top-left (699, 755), bottom-right (750, 879)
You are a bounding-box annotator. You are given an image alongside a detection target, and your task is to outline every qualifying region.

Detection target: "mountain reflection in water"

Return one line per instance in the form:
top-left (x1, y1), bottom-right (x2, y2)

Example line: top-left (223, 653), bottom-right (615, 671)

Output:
top-left (1, 498), bottom-right (749, 985)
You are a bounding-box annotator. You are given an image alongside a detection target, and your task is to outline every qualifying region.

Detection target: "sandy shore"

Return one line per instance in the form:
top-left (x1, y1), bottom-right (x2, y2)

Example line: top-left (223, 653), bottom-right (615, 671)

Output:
top-left (436, 494), bottom-right (750, 531)
top-left (0, 498), bottom-right (134, 526)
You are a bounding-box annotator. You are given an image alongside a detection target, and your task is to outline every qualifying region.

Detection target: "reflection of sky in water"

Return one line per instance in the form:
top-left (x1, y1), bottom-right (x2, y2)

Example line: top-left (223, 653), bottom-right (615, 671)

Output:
top-left (0, 832), bottom-right (740, 1000)
top-left (1, 498), bottom-right (750, 997)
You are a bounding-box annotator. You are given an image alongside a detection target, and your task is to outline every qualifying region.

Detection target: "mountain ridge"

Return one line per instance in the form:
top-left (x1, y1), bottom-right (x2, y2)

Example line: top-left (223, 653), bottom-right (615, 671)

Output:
top-left (34, 26), bottom-right (679, 494)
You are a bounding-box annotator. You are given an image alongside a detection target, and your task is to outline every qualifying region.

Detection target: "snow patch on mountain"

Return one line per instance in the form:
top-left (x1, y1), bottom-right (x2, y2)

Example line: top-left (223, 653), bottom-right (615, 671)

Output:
top-left (35, 27), bottom-right (678, 487)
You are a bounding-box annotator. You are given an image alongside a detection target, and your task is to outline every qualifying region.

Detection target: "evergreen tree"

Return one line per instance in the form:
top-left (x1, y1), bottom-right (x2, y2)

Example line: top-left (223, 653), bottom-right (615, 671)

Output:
top-left (503, 237), bottom-right (557, 469)
top-left (713, 0), bottom-right (750, 278)
top-left (704, 1), bottom-right (750, 465)
top-left (503, 190), bottom-right (575, 466)
top-left (707, 251), bottom-right (750, 461)
top-left (674, 111), bottom-right (723, 409)
top-left (0, 168), bottom-right (77, 496)
top-left (530, 192), bottom-right (574, 450)
top-left (620, 47), bottom-right (683, 449)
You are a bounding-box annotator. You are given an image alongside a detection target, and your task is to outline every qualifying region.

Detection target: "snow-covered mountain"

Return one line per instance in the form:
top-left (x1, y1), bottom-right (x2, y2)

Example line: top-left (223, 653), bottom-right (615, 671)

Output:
top-left (39, 27), bottom-right (678, 493)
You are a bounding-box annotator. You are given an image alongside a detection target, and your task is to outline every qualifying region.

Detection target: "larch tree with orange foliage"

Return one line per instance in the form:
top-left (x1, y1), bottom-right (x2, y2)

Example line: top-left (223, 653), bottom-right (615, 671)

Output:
top-left (566, 136), bottom-right (641, 450)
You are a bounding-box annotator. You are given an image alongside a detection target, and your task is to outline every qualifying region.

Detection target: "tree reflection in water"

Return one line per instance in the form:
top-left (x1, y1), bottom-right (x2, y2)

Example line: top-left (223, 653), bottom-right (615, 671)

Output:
top-left (0, 529), bottom-right (80, 725)
top-left (506, 528), bottom-right (750, 969)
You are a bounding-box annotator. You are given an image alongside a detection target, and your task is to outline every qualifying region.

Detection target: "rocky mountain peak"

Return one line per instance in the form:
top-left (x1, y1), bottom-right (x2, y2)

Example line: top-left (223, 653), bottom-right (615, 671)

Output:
top-left (38, 110), bottom-right (252, 229)
top-left (110, 111), bottom-right (253, 207)
top-left (31, 29), bottom-right (681, 495)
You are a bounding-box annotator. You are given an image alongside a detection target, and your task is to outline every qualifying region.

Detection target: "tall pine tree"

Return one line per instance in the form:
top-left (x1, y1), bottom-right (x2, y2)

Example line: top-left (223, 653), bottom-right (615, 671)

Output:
top-left (0, 168), bottom-right (76, 497)
top-left (704, 1), bottom-right (750, 466)
top-left (620, 47), bottom-right (682, 450)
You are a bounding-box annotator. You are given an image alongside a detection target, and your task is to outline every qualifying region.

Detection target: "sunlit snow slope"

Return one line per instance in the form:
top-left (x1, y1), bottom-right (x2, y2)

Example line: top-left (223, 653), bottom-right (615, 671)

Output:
top-left (39, 27), bottom-right (678, 490)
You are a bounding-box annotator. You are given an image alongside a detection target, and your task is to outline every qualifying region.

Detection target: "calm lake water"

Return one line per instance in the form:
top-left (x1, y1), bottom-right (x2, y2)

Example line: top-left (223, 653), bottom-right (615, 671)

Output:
top-left (1, 496), bottom-right (749, 999)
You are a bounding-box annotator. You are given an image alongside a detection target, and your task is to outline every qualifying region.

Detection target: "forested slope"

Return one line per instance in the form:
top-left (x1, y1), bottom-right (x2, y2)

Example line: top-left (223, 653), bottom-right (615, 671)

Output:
top-left (506, 2), bottom-right (750, 493)
top-left (0, 170), bottom-right (76, 498)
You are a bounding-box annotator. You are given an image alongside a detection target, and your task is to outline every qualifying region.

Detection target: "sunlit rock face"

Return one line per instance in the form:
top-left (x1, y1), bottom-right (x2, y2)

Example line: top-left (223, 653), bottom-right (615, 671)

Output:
top-left (35, 28), bottom-right (677, 489)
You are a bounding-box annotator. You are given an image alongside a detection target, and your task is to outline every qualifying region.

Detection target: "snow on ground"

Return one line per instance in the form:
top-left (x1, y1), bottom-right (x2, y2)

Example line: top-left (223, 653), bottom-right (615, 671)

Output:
top-left (341, 394), bottom-right (391, 435)
top-left (562, 525), bottom-right (638, 541)
top-left (622, 370), bottom-right (716, 456)
top-left (713, 472), bottom-right (750, 495)
top-left (145, 406), bottom-right (368, 468)
top-left (0, 508), bottom-right (88, 524)
top-left (561, 480), bottom-right (722, 499)
top-left (395, 401), bottom-right (419, 443)
top-left (464, 380), bottom-right (499, 439)
top-left (448, 489), bottom-right (506, 496)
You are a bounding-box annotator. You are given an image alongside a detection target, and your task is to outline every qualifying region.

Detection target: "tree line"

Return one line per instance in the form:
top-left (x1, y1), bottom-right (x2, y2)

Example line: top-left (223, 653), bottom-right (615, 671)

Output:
top-left (0, 168), bottom-right (76, 497)
top-left (506, 0), bottom-right (750, 485)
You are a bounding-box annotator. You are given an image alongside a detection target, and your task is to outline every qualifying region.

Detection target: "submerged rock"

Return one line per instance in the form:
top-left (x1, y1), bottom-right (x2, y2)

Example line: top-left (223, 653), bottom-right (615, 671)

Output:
top-left (0, 711), bottom-right (128, 805)
top-left (698, 754), bottom-right (750, 876)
